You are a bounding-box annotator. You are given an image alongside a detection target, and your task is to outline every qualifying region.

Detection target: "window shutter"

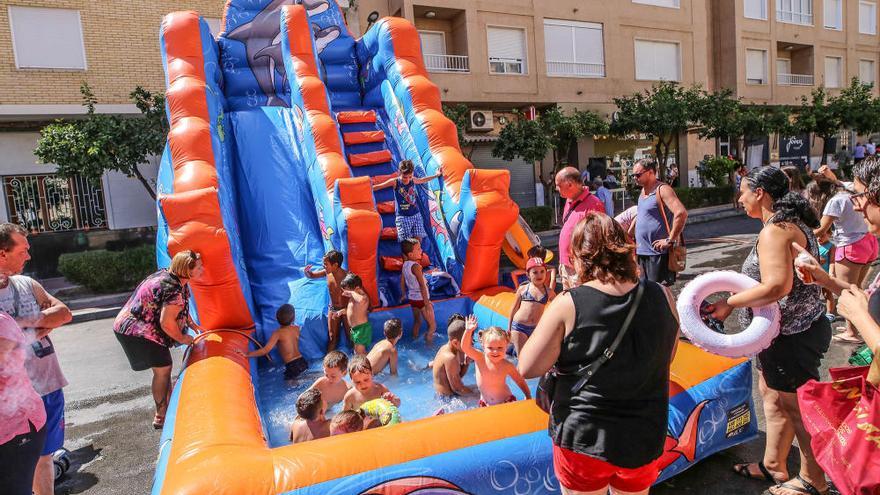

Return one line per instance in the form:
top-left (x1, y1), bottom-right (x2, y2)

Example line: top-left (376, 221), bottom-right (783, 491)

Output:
top-left (746, 50), bottom-right (766, 82)
top-left (419, 32), bottom-right (446, 55)
top-left (744, 0), bottom-right (767, 19)
top-left (488, 27), bottom-right (525, 61)
top-left (8, 6), bottom-right (86, 69)
top-left (635, 40), bottom-right (680, 81)
top-left (860, 60), bottom-right (876, 83)
top-left (825, 57), bottom-right (841, 87)
top-left (824, 0), bottom-right (842, 28)
top-left (543, 24), bottom-right (574, 63)
top-left (860, 2), bottom-right (877, 34)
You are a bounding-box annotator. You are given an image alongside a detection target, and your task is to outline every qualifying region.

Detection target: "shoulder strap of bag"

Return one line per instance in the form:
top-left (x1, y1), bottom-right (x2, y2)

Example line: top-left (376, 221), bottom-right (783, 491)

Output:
top-left (655, 184), bottom-right (684, 245)
top-left (562, 195), bottom-right (585, 225)
top-left (569, 281), bottom-right (645, 394)
top-left (868, 346), bottom-right (880, 387)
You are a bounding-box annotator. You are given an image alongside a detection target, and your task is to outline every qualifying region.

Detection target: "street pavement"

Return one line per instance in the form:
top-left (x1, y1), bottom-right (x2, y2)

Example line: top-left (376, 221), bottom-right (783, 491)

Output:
top-left (50, 213), bottom-right (858, 494)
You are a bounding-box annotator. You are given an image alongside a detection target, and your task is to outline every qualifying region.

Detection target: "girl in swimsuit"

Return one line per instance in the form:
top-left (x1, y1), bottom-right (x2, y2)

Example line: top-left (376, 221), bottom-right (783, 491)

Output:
top-left (508, 257), bottom-right (555, 355)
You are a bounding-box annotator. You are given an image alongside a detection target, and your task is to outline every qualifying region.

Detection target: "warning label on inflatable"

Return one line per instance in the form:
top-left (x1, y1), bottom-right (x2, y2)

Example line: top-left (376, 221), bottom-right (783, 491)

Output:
top-left (725, 403), bottom-right (751, 438)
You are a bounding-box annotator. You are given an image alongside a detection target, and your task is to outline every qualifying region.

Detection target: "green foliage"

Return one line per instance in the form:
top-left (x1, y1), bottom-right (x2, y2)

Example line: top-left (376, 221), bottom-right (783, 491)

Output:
top-left (836, 78), bottom-right (879, 135)
top-left (441, 103), bottom-right (470, 145)
top-left (34, 83), bottom-right (167, 200)
top-left (795, 86), bottom-right (841, 142)
top-left (58, 245), bottom-right (156, 293)
top-left (673, 186), bottom-right (733, 209)
top-left (519, 206), bottom-right (554, 232)
top-left (697, 155), bottom-right (738, 187)
top-left (694, 88), bottom-right (744, 140)
top-left (492, 106), bottom-right (608, 166)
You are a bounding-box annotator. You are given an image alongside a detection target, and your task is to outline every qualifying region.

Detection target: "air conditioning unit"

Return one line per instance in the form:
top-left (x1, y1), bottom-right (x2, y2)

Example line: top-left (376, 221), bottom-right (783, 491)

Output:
top-left (469, 110), bottom-right (494, 131)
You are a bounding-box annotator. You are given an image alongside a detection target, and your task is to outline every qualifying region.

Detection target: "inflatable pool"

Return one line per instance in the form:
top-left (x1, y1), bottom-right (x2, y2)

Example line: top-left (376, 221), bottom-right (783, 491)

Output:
top-left (153, 2), bottom-right (759, 493)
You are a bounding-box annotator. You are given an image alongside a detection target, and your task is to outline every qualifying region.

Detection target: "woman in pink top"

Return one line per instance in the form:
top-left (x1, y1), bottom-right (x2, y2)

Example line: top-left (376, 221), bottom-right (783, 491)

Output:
top-left (0, 311), bottom-right (47, 494)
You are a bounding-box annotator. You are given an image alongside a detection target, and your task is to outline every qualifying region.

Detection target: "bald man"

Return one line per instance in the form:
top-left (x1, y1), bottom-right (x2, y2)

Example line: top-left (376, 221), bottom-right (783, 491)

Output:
top-left (554, 167), bottom-right (606, 289)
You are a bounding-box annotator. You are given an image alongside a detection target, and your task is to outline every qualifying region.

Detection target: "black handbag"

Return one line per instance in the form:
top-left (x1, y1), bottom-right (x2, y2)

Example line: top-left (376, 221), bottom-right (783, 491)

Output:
top-left (535, 281), bottom-right (645, 414)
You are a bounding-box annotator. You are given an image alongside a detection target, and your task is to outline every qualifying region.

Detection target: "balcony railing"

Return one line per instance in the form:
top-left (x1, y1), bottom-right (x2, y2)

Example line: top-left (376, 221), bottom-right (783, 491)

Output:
top-left (776, 9), bottom-right (813, 25)
top-left (546, 60), bottom-right (605, 78)
top-left (777, 73), bottom-right (814, 86)
top-left (423, 54), bottom-right (470, 73)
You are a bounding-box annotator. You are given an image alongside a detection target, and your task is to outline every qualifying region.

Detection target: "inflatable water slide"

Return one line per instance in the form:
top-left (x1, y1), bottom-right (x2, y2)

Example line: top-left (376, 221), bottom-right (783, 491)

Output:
top-left (153, 1), bottom-right (758, 493)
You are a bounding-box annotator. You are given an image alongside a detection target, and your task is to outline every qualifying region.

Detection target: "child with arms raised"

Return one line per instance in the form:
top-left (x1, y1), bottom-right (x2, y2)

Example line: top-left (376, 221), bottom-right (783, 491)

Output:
top-left (307, 350), bottom-right (350, 408)
top-left (241, 304), bottom-right (306, 381)
top-left (367, 318), bottom-right (402, 375)
top-left (371, 159), bottom-right (441, 244)
top-left (304, 250), bottom-right (350, 352)
top-left (461, 315), bottom-right (531, 407)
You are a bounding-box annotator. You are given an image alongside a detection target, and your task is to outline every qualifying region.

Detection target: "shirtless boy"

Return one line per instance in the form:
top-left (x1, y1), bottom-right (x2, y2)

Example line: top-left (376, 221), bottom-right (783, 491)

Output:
top-left (461, 315), bottom-right (531, 406)
top-left (330, 410), bottom-right (364, 435)
top-left (289, 389), bottom-right (330, 444)
top-left (340, 274), bottom-right (372, 355)
top-left (432, 314), bottom-right (474, 397)
top-left (305, 250), bottom-right (350, 352)
top-left (242, 304), bottom-right (306, 381)
top-left (367, 318), bottom-right (402, 375)
top-left (307, 350), bottom-right (350, 408)
top-left (342, 355), bottom-right (400, 411)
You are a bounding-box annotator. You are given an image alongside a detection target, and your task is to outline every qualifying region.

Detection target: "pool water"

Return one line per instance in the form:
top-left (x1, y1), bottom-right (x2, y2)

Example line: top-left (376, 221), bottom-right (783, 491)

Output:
top-left (256, 332), bottom-right (538, 448)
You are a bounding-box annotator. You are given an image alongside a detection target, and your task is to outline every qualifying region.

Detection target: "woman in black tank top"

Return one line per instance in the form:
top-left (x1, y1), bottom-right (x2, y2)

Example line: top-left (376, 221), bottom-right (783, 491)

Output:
top-left (518, 212), bottom-right (679, 495)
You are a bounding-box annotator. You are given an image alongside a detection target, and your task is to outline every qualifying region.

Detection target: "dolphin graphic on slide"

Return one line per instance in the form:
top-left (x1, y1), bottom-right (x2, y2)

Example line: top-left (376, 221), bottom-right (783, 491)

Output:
top-left (312, 24), bottom-right (341, 54)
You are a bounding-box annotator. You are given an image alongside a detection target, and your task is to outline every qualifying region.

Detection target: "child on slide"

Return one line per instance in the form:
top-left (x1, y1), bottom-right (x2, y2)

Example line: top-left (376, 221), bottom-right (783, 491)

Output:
top-left (372, 159), bottom-right (440, 243)
top-left (400, 239), bottom-right (436, 344)
top-left (461, 315), bottom-right (531, 407)
top-left (508, 257), bottom-right (555, 355)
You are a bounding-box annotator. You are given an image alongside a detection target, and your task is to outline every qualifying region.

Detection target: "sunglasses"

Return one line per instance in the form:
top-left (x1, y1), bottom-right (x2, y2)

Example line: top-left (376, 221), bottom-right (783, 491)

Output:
top-left (630, 172), bottom-right (644, 179)
top-left (850, 190), bottom-right (873, 205)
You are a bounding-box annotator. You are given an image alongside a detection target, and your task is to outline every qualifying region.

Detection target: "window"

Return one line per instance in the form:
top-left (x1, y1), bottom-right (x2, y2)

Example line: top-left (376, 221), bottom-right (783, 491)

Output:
top-left (632, 0), bottom-right (680, 7)
top-left (634, 39), bottom-right (681, 81)
top-left (8, 6), bottom-right (86, 69)
top-left (777, 0), bottom-right (813, 25)
top-left (825, 56), bottom-right (842, 88)
top-left (205, 17), bottom-right (223, 39)
top-left (824, 0), bottom-right (842, 29)
top-left (487, 26), bottom-right (527, 75)
top-left (746, 49), bottom-right (768, 84)
top-left (543, 19), bottom-right (604, 78)
top-left (860, 1), bottom-right (877, 34)
top-left (745, 0), bottom-right (769, 19)
top-left (3, 174), bottom-right (106, 233)
top-left (860, 59), bottom-right (876, 84)
top-left (777, 58), bottom-right (792, 75)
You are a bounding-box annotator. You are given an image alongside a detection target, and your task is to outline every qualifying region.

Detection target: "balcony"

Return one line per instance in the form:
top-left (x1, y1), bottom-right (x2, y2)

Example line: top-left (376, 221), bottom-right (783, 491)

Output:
top-left (423, 53), bottom-right (469, 73)
top-left (777, 73), bottom-right (814, 86)
top-left (546, 61), bottom-right (605, 78)
top-left (776, 9), bottom-right (812, 25)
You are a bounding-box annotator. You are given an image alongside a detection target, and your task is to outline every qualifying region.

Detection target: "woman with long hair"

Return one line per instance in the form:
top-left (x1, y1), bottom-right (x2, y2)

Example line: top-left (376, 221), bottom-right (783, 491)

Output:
top-left (518, 213), bottom-right (679, 495)
top-left (707, 167), bottom-right (831, 495)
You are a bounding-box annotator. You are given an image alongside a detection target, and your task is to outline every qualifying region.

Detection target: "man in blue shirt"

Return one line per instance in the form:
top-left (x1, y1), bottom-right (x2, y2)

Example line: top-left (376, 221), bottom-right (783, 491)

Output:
top-left (591, 177), bottom-right (614, 216)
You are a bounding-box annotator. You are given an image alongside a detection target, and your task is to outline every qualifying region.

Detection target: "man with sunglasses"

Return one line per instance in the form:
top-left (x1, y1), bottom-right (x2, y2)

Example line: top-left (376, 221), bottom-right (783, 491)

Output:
top-left (554, 167), bottom-right (606, 289)
top-left (633, 160), bottom-right (688, 286)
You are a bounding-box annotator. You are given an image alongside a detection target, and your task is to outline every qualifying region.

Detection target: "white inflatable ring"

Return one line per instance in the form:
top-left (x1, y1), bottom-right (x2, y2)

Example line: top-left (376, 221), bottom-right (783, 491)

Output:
top-left (676, 271), bottom-right (781, 358)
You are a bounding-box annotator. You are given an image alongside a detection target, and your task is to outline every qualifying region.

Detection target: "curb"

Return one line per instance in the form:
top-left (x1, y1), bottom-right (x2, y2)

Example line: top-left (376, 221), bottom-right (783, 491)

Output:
top-left (71, 307), bottom-right (121, 324)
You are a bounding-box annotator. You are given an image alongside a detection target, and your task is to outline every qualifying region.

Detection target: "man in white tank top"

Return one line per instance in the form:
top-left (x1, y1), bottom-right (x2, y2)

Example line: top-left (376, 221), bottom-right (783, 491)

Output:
top-left (0, 223), bottom-right (72, 495)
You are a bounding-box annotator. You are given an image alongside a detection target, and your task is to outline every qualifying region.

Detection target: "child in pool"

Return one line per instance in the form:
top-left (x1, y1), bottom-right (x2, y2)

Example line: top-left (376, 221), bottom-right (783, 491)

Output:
top-left (307, 350), bottom-right (350, 408)
top-left (367, 318), bottom-right (402, 375)
top-left (508, 257), bottom-right (555, 355)
top-left (342, 355), bottom-right (401, 411)
top-left (329, 410), bottom-right (364, 435)
top-left (432, 314), bottom-right (474, 397)
top-left (461, 315), bottom-right (531, 407)
top-left (289, 389), bottom-right (330, 444)
top-left (240, 304), bottom-right (307, 381)
top-left (340, 274), bottom-right (371, 355)
top-left (400, 238), bottom-right (436, 344)
top-left (304, 250), bottom-right (350, 352)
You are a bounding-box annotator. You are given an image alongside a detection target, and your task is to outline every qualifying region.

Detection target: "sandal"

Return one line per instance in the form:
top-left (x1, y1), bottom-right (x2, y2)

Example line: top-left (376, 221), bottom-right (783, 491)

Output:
top-left (152, 414), bottom-right (165, 429)
top-left (733, 461), bottom-right (782, 484)
top-left (833, 334), bottom-right (865, 344)
top-left (767, 475), bottom-right (829, 495)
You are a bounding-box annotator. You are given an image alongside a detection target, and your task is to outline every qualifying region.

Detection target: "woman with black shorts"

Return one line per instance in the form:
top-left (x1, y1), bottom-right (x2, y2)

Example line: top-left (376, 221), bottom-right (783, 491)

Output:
top-left (707, 167), bottom-right (831, 495)
top-left (113, 250), bottom-right (201, 429)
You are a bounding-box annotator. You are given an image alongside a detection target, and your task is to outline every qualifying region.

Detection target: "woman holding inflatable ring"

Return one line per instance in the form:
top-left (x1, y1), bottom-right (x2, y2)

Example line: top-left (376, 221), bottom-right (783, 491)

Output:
top-left (705, 167), bottom-right (831, 495)
top-left (794, 158), bottom-right (880, 353)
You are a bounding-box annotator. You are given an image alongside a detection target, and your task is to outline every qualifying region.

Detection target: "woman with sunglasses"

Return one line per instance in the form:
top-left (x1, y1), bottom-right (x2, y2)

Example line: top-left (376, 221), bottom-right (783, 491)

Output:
top-left (706, 166), bottom-right (831, 495)
top-left (112, 250), bottom-right (202, 428)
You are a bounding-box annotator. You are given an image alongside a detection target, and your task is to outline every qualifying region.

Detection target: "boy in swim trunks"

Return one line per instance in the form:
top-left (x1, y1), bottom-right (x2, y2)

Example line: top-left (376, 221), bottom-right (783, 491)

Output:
top-left (241, 304), bottom-right (307, 381)
top-left (340, 274), bottom-right (372, 355)
top-left (508, 257), bottom-right (555, 355)
top-left (329, 410), bottom-right (364, 435)
top-left (367, 318), bottom-right (402, 375)
top-left (305, 250), bottom-right (350, 352)
top-left (342, 355), bottom-right (400, 411)
top-left (432, 314), bottom-right (474, 397)
top-left (400, 238), bottom-right (436, 344)
top-left (307, 350), bottom-right (350, 408)
top-left (289, 389), bottom-right (330, 444)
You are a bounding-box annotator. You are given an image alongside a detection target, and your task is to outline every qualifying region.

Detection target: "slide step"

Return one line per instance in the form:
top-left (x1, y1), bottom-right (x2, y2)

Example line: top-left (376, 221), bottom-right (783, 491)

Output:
top-left (380, 227), bottom-right (398, 240)
top-left (349, 149), bottom-right (392, 167)
top-left (344, 130), bottom-right (385, 145)
top-left (376, 201), bottom-right (395, 214)
top-left (380, 253), bottom-right (430, 271)
top-left (337, 110), bottom-right (377, 124)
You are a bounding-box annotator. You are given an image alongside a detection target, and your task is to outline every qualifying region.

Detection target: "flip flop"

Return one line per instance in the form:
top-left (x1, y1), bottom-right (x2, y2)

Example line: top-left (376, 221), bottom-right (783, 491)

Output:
top-left (733, 461), bottom-right (781, 484)
top-left (832, 334), bottom-right (865, 344)
top-left (767, 475), bottom-right (828, 495)
top-left (152, 414), bottom-right (165, 429)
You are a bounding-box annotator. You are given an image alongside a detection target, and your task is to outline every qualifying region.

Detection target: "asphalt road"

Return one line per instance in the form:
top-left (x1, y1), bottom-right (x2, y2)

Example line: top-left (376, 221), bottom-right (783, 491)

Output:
top-left (50, 213), bottom-right (858, 494)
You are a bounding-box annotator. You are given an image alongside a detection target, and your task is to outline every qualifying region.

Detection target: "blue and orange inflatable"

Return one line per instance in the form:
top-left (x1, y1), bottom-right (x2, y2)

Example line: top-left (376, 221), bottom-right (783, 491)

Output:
top-left (153, 2), bottom-right (758, 493)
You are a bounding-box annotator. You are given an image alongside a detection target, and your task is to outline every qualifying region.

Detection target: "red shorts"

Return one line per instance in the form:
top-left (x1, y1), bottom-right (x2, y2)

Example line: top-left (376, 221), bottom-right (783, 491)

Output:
top-left (478, 395), bottom-right (516, 407)
top-left (552, 445), bottom-right (660, 493)
top-left (835, 233), bottom-right (879, 265)
top-left (409, 299), bottom-right (425, 309)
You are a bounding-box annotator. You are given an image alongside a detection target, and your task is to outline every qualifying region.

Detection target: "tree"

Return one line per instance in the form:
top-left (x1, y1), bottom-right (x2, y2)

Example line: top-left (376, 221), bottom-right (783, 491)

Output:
top-left (794, 86), bottom-right (842, 165)
top-left (835, 78), bottom-right (880, 137)
top-left (35, 82), bottom-right (168, 200)
top-left (739, 105), bottom-right (795, 166)
top-left (611, 81), bottom-right (701, 179)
